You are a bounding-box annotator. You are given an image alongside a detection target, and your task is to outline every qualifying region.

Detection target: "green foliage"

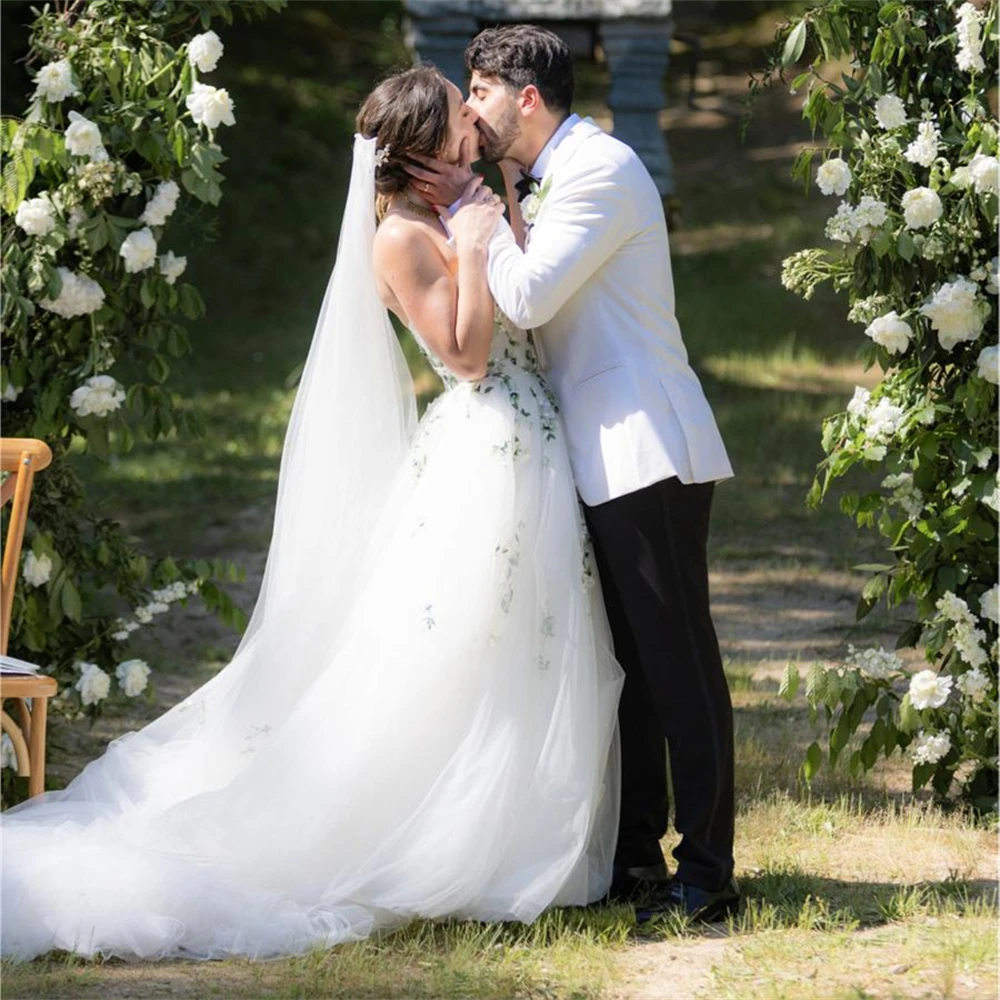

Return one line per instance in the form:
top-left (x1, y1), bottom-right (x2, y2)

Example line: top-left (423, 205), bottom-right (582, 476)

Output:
top-left (0, 0), bottom-right (282, 778)
top-left (759, 0), bottom-right (999, 807)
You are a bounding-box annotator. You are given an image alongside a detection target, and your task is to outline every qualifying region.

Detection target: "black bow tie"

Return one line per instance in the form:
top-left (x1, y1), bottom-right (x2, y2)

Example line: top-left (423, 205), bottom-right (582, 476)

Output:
top-left (514, 170), bottom-right (539, 202)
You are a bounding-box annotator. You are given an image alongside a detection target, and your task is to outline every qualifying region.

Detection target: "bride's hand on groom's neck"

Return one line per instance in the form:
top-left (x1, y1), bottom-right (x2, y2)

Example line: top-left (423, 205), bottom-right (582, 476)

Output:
top-left (404, 136), bottom-right (476, 212)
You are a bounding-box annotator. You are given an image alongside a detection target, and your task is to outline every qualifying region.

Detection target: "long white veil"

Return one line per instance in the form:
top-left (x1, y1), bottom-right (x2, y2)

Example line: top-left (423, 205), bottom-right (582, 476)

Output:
top-left (4, 134), bottom-right (417, 813)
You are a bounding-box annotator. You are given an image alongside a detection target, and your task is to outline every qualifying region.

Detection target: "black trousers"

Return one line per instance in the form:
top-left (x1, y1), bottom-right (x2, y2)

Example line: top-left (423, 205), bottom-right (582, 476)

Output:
top-left (583, 477), bottom-right (734, 891)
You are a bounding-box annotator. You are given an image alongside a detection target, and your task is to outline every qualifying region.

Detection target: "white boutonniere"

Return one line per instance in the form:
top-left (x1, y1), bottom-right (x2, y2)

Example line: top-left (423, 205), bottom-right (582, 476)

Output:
top-left (521, 175), bottom-right (552, 226)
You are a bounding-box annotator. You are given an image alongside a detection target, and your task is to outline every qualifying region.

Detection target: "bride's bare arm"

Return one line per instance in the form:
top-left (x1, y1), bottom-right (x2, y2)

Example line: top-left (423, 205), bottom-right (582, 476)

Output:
top-left (374, 196), bottom-right (503, 382)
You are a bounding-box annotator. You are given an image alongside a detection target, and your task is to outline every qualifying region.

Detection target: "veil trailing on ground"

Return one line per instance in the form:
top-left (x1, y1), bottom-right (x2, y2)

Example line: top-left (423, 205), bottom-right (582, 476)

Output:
top-left (4, 134), bottom-right (417, 816)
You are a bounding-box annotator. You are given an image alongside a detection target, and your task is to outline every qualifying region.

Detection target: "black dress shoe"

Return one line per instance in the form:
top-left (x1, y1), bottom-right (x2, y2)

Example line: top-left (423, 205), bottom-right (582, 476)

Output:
top-left (605, 861), bottom-right (671, 903)
top-left (635, 875), bottom-right (741, 923)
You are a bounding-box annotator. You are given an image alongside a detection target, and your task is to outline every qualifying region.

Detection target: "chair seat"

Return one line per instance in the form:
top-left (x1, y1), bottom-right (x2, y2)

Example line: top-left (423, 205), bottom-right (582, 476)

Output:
top-left (1, 674), bottom-right (59, 698)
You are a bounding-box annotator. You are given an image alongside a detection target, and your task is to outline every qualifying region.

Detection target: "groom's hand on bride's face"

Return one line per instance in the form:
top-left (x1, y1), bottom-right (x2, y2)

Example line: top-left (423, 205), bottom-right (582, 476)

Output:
top-left (404, 136), bottom-right (477, 211)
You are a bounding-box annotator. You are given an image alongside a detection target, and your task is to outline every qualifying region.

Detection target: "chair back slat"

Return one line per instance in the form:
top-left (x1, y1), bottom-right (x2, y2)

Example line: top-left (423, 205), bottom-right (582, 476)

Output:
top-left (1, 439), bottom-right (53, 657)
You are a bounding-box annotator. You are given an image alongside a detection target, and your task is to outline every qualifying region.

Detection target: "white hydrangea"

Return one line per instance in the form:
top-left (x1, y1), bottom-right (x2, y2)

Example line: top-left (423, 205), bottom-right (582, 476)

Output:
top-left (865, 397), bottom-right (904, 444)
top-left (904, 120), bottom-right (940, 168)
top-left (148, 601), bottom-right (170, 615)
top-left (846, 386), bottom-right (871, 419)
top-left (977, 345), bottom-right (999, 385)
top-left (865, 311), bottom-right (913, 354)
top-left (980, 583), bottom-right (1000, 625)
top-left (75, 662), bottom-right (111, 706)
top-left (817, 157), bottom-right (852, 196)
top-left (64, 111), bottom-right (107, 161)
top-left (2, 383), bottom-right (21, 403)
top-left (67, 206), bottom-right (87, 239)
top-left (159, 250), bottom-right (187, 286)
top-left (826, 201), bottom-right (858, 243)
top-left (985, 257), bottom-right (999, 296)
top-left (881, 471), bottom-right (924, 519)
top-left (152, 581), bottom-right (189, 603)
top-left (955, 2), bottom-right (986, 74)
top-left (33, 58), bottom-right (78, 103)
top-left (188, 30), bottom-right (224, 73)
top-left (937, 591), bottom-right (976, 626)
top-left (111, 630), bottom-right (131, 642)
top-left (1, 733), bottom-right (16, 770)
top-left (968, 152), bottom-right (999, 195)
top-left (15, 194), bottom-right (57, 236)
top-left (874, 93), bottom-right (907, 130)
top-left (956, 667), bottom-right (990, 704)
top-left (69, 375), bottom-right (126, 418)
top-left (908, 669), bottom-right (954, 710)
top-left (952, 621), bottom-right (988, 668)
top-left (120, 227), bottom-right (158, 273)
top-left (22, 551), bottom-right (52, 587)
top-left (139, 179), bottom-right (181, 227)
top-left (115, 659), bottom-right (151, 698)
top-left (825, 196), bottom-right (888, 245)
top-left (185, 83), bottom-right (235, 129)
top-left (39, 267), bottom-right (106, 318)
top-left (845, 643), bottom-right (903, 680)
top-left (901, 187), bottom-right (943, 229)
top-left (920, 277), bottom-right (986, 350)
top-left (134, 605), bottom-right (154, 624)
top-left (910, 730), bottom-right (951, 765)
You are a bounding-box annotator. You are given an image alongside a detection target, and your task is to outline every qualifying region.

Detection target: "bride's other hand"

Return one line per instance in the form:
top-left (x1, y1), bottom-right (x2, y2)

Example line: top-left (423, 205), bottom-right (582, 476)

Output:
top-left (449, 183), bottom-right (504, 250)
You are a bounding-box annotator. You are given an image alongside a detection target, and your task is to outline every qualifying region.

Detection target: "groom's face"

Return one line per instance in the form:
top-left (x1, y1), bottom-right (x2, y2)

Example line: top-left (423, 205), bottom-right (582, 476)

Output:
top-left (467, 72), bottom-right (521, 163)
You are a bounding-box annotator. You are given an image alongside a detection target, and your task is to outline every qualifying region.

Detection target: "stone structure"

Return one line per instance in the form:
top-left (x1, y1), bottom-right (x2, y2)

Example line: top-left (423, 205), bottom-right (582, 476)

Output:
top-left (404, 0), bottom-right (675, 198)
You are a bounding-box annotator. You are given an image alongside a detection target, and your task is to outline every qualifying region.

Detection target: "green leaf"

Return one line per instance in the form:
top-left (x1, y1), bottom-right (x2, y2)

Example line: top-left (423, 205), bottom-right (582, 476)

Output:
top-left (779, 662), bottom-right (801, 701)
top-left (897, 230), bottom-right (916, 261)
top-left (782, 19), bottom-right (808, 67)
top-left (899, 693), bottom-right (920, 734)
top-left (804, 741), bottom-right (823, 781)
top-left (61, 578), bottom-right (83, 623)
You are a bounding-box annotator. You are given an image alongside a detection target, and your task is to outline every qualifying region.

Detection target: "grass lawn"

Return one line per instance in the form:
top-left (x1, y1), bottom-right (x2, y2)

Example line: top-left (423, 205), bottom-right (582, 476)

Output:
top-left (2, 4), bottom-right (996, 998)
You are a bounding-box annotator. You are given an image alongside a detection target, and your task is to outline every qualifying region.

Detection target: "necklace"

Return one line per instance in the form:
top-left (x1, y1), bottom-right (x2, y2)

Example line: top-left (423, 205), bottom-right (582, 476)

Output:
top-left (401, 194), bottom-right (439, 220)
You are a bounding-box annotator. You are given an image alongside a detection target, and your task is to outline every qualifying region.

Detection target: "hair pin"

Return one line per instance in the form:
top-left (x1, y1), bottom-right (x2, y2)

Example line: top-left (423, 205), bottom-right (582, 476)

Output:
top-left (374, 144), bottom-right (391, 170)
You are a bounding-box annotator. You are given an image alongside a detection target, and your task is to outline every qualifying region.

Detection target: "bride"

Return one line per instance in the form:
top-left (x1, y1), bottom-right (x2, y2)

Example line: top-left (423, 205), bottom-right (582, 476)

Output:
top-left (1, 67), bottom-right (624, 962)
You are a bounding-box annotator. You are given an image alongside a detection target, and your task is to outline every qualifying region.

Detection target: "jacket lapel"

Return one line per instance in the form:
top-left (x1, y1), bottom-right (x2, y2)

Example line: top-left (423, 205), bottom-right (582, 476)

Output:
top-left (539, 117), bottom-right (604, 187)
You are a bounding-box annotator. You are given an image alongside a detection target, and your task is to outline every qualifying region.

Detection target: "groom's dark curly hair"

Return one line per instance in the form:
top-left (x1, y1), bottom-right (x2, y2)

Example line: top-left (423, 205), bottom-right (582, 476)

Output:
top-left (465, 25), bottom-right (574, 113)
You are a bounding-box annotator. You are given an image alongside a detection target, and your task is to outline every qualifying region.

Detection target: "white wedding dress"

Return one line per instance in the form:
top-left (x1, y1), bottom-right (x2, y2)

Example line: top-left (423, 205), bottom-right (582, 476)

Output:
top-left (0, 138), bottom-right (623, 962)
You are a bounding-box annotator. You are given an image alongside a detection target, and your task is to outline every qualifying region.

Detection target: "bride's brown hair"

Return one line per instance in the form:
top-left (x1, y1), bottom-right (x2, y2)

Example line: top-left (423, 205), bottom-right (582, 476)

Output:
top-left (356, 66), bottom-right (451, 220)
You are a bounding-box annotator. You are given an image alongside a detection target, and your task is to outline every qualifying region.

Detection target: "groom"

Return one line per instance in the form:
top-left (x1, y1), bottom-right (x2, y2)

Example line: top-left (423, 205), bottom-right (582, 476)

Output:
top-left (407, 24), bottom-right (739, 921)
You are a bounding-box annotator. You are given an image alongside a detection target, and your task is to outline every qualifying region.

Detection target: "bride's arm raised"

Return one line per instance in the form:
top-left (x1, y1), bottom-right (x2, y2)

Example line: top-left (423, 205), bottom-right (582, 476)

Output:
top-left (373, 191), bottom-right (503, 382)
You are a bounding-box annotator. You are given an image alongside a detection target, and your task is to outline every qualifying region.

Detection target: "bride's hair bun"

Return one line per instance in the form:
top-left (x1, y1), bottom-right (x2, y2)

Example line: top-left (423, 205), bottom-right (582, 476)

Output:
top-left (356, 66), bottom-right (450, 199)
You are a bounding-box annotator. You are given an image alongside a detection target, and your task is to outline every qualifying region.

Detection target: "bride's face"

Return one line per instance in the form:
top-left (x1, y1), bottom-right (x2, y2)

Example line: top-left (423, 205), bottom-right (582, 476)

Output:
top-left (438, 80), bottom-right (481, 164)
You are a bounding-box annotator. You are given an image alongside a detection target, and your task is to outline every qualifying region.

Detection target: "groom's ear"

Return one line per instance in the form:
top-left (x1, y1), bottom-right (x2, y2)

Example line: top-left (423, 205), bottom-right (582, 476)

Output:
top-left (517, 84), bottom-right (543, 117)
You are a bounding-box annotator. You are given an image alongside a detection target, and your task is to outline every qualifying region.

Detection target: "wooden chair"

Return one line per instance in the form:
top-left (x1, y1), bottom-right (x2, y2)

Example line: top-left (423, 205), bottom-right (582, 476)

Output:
top-left (1, 438), bottom-right (57, 799)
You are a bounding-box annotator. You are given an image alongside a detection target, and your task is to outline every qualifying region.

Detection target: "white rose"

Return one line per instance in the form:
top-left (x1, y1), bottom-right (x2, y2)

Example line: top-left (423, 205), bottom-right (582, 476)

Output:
top-left (69, 374), bottom-right (126, 418)
top-left (15, 194), bottom-right (56, 236)
top-left (39, 267), bottom-right (106, 318)
top-left (910, 730), bottom-right (951, 765)
top-left (120, 227), bottom-right (158, 273)
top-left (22, 551), bottom-right (52, 587)
top-left (920, 277), bottom-right (986, 351)
top-left (979, 583), bottom-right (1000, 625)
top-left (874, 94), bottom-right (907, 130)
top-left (158, 250), bottom-right (187, 285)
top-left (816, 157), bottom-right (852, 196)
top-left (33, 58), bottom-right (78, 103)
top-left (2, 383), bottom-right (21, 403)
top-left (908, 669), bottom-right (954, 710)
top-left (977, 345), bottom-right (999, 385)
top-left (1, 733), bottom-right (16, 770)
top-left (185, 83), bottom-right (235, 129)
top-left (115, 659), bottom-right (151, 698)
top-left (75, 662), bottom-right (111, 706)
top-left (187, 30), bottom-right (224, 73)
top-left (968, 152), bottom-right (999, 195)
top-left (846, 386), bottom-right (871, 419)
top-left (139, 179), bottom-right (181, 227)
top-left (64, 111), bottom-right (107, 160)
top-left (865, 310), bottom-right (913, 355)
top-left (901, 187), bottom-right (943, 229)
top-left (956, 667), bottom-right (990, 704)
top-left (904, 120), bottom-right (940, 168)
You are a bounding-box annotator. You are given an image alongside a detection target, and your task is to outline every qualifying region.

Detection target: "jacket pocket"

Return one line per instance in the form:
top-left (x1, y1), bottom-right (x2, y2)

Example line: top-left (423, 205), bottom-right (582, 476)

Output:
top-left (573, 362), bottom-right (626, 388)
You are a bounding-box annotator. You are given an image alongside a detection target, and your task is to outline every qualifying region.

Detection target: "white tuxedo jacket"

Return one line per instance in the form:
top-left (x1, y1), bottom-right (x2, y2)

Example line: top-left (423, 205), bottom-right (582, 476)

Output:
top-left (487, 117), bottom-right (733, 507)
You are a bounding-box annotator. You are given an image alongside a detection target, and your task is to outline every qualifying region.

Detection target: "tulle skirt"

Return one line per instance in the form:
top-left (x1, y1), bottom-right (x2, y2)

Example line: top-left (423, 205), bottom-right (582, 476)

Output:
top-left (1, 364), bottom-right (623, 961)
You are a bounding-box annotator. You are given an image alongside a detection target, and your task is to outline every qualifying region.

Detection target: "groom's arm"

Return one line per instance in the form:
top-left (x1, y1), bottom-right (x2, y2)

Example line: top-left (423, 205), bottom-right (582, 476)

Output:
top-left (486, 160), bottom-right (635, 330)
